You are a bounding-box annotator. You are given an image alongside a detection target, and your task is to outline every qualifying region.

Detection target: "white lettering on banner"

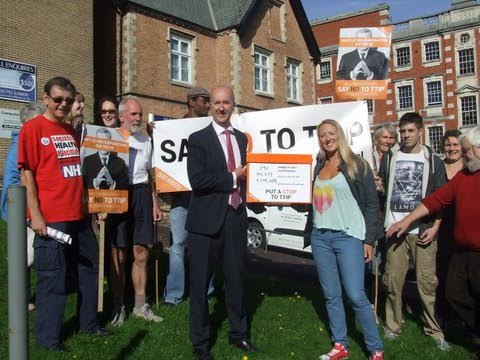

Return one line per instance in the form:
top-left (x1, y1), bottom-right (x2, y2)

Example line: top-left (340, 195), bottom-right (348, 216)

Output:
top-left (151, 101), bottom-right (373, 193)
top-left (62, 164), bottom-right (82, 178)
top-left (51, 135), bottom-right (79, 159)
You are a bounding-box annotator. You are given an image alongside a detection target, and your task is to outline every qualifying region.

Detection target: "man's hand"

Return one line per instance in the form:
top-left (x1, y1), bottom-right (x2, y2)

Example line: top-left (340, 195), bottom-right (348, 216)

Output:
top-left (153, 205), bottom-right (162, 222)
top-left (97, 213), bottom-right (108, 222)
top-left (30, 213), bottom-right (47, 237)
top-left (93, 167), bottom-right (115, 189)
top-left (359, 61), bottom-right (373, 79)
top-left (418, 226), bottom-right (438, 246)
top-left (234, 165), bottom-right (247, 181)
top-left (364, 243), bottom-right (374, 263)
top-left (386, 218), bottom-right (410, 238)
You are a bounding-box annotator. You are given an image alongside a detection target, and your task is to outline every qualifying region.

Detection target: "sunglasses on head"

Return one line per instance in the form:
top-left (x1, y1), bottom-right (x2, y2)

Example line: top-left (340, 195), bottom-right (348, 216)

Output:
top-left (49, 95), bottom-right (74, 105)
top-left (101, 109), bottom-right (117, 115)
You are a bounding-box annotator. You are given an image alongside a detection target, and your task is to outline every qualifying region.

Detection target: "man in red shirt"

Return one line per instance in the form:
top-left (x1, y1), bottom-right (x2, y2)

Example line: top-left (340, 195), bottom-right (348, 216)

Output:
top-left (18, 77), bottom-right (110, 352)
top-left (387, 125), bottom-right (480, 345)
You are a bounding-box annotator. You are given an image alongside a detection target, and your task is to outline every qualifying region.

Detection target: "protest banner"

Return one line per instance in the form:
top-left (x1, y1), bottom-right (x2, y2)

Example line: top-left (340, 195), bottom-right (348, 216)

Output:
top-left (151, 101), bottom-right (372, 193)
top-left (335, 27), bottom-right (392, 100)
top-left (80, 124), bottom-right (129, 213)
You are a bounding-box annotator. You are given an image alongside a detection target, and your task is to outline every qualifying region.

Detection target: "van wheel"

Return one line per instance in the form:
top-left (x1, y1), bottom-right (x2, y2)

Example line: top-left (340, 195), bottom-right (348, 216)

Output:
top-left (247, 221), bottom-right (266, 249)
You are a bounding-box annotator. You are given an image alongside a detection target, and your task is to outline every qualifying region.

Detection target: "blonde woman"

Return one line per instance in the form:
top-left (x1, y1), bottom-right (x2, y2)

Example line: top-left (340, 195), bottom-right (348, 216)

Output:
top-left (305, 119), bottom-right (383, 360)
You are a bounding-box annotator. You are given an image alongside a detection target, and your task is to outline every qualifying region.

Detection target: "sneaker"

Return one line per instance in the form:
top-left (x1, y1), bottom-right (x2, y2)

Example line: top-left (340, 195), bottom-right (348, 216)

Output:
top-left (320, 343), bottom-right (349, 360)
top-left (433, 338), bottom-right (451, 351)
top-left (369, 351), bottom-right (384, 360)
top-left (110, 306), bottom-right (125, 326)
top-left (383, 325), bottom-right (398, 340)
top-left (132, 304), bottom-right (163, 323)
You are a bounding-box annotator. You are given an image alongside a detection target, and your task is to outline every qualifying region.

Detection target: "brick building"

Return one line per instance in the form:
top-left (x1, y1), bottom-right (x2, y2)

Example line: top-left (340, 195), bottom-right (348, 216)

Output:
top-left (312, 0), bottom-right (480, 155)
top-left (95, 0), bottom-right (321, 120)
top-left (0, 1), bottom-right (94, 176)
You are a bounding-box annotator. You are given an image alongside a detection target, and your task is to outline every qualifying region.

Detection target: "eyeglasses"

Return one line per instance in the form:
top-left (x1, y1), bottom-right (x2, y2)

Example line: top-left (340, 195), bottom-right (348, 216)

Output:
top-left (49, 96), bottom-right (75, 105)
top-left (101, 109), bottom-right (117, 115)
top-left (462, 146), bottom-right (474, 155)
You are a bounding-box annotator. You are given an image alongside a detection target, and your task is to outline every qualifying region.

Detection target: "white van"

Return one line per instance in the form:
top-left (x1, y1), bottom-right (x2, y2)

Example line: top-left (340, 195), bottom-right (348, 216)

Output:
top-left (246, 205), bottom-right (311, 253)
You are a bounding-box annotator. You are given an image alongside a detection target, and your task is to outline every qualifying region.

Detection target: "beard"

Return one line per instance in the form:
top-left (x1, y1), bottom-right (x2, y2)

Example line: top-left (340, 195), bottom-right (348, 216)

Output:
top-left (466, 157), bottom-right (480, 172)
top-left (130, 124), bottom-right (140, 134)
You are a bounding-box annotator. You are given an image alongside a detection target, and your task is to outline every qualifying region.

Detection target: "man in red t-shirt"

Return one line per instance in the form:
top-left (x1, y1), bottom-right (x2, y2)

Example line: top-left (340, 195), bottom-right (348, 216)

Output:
top-left (18, 77), bottom-right (111, 352)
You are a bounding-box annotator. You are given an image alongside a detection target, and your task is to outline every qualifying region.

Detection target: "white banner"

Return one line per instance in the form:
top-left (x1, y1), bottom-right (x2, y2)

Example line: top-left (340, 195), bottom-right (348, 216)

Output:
top-left (152, 101), bottom-right (372, 193)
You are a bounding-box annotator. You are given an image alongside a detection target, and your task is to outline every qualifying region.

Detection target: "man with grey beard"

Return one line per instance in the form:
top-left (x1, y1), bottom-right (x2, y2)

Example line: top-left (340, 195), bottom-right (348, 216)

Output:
top-left (387, 125), bottom-right (480, 347)
top-left (109, 97), bottom-right (163, 326)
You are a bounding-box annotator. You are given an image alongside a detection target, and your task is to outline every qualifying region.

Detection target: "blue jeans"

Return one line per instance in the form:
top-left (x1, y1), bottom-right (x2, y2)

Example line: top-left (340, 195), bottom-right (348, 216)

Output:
top-left (164, 206), bottom-right (214, 304)
top-left (311, 228), bottom-right (383, 353)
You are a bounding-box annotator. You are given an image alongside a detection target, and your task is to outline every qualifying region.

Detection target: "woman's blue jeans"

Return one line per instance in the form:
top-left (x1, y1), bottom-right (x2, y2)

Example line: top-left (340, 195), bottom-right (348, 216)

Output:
top-left (311, 228), bottom-right (383, 352)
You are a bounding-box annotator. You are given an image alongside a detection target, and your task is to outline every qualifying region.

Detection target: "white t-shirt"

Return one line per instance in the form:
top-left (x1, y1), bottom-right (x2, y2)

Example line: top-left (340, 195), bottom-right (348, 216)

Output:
top-left (385, 151), bottom-right (425, 234)
top-left (128, 132), bottom-right (152, 185)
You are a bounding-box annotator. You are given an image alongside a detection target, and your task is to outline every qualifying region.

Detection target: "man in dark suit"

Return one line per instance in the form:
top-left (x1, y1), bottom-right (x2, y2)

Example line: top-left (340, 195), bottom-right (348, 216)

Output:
top-left (82, 127), bottom-right (129, 190)
top-left (336, 28), bottom-right (389, 80)
top-left (186, 86), bottom-right (255, 360)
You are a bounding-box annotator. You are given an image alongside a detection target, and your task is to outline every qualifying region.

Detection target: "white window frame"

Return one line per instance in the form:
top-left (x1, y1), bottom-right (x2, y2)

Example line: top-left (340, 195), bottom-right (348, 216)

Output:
top-left (423, 76), bottom-right (444, 116)
top-left (455, 30), bottom-right (476, 77)
top-left (457, 47), bottom-right (476, 76)
top-left (426, 124), bottom-right (445, 156)
top-left (316, 57), bottom-right (332, 84)
top-left (458, 94), bottom-right (479, 128)
top-left (421, 37), bottom-right (442, 67)
top-left (394, 79), bottom-right (415, 116)
top-left (254, 46), bottom-right (273, 95)
top-left (393, 42), bottom-right (412, 71)
top-left (169, 31), bottom-right (193, 85)
top-left (318, 97), bottom-right (333, 104)
top-left (286, 58), bottom-right (302, 103)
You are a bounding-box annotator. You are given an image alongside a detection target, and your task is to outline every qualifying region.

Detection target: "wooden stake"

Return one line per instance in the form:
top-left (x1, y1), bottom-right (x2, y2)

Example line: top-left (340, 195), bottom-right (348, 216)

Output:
top-left (97, 220), bottom-right (105, 312)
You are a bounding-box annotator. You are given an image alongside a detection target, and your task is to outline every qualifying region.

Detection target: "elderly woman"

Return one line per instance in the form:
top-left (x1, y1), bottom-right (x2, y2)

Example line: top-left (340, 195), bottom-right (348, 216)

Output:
top-left (372, 125), bottom-right (396, 173)
top-left (305, 119), bottom-right (383, 360)
top-left (387, 126), bottom-right (480, 344)
top-left (437, 129), bottom-right (463, 326)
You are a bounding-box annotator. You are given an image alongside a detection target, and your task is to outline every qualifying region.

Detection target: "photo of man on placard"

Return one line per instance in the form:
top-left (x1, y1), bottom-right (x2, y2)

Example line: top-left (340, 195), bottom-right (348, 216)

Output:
top-left (336, 28), bottom-right (389, 81)
top-left (82, 127), bottom-right (129, 191)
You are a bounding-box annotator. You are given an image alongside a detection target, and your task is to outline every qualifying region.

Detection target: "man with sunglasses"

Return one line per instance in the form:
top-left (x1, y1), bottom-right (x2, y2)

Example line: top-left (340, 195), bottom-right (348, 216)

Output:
top-left (18, 77), bottom-right (110, 352)
top-left (387, 125), bottom-right (480, 348)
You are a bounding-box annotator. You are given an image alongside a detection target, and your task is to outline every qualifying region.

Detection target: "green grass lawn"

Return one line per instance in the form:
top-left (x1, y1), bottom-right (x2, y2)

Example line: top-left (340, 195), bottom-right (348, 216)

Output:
top-left (0, 219), bottom-right (475, 359)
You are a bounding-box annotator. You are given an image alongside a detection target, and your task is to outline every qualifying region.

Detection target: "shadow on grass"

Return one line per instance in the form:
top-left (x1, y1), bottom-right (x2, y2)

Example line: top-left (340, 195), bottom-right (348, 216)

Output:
top-left (114, 329), bottom-right (148, 360)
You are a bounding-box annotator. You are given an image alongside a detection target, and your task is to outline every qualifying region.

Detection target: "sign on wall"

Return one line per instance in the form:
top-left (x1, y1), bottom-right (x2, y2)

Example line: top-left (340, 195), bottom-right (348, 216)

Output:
top-left (0, 108), bottom-right (21, 138)
top-left (0, 58), bottom-right (36, 103)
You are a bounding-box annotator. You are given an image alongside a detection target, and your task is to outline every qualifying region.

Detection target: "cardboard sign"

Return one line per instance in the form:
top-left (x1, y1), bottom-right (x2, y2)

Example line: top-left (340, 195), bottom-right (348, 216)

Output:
top-left (246, 153), bottom-right (312, 204)
top-left (80, 125), bottom-right (130, 213)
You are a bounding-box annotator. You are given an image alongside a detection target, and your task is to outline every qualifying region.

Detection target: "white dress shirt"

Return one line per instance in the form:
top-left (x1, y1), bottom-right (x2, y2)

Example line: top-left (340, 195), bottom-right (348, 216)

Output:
top-left (211, 121), bottom-right (242, 205)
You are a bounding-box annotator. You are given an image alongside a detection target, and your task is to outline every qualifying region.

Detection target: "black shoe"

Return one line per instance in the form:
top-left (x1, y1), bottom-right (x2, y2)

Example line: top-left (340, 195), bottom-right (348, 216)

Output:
top-left (229, 338), bottom-right (257, 352)
top-left (80, 327), bottom-right (113, 337)
top-left (41, 343), bottom-right (69, 352)
top-left (193, 347), bottom-right (214, 360)
top-left (164, 301), bottom-right (176, 307)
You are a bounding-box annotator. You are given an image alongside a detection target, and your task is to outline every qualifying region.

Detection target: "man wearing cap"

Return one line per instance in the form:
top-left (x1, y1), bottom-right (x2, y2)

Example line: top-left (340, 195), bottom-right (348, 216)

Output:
top-left (164, 87), bottom-right (211, 306)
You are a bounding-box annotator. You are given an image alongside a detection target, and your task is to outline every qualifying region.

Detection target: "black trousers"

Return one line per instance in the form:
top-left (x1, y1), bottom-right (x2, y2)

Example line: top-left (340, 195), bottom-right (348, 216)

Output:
top-left (188, 206), bottom-right (248, 351)
top-left (34, 219), bottom-right (99, 347)
top-left (445, 250), bottom-right (480, 336)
